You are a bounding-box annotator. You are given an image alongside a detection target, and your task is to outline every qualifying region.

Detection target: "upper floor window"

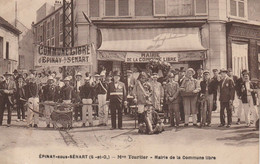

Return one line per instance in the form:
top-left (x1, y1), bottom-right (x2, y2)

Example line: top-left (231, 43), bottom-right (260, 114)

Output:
top-left (154, 0), bottom-right (167, 16)
top-left (105, 0), bottom-right (130, 16)
top-left (229, 0), bottom-right (247, 18)
top-left (90, 0), bottom-right (100, 17)
top-left (51, 19), bottom-right (55, 36)
top-left (135, 0), bottom-right (153, 16)
top-left (47, 22), bottom-right (50, 38)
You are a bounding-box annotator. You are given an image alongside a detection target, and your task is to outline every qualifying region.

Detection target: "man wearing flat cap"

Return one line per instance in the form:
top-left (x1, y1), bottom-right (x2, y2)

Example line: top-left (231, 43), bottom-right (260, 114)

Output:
top-left (107, 71), bottom-right (127, 130)
top-left (218, 69), bottom-right (235, 128)
top-left (237, 71), bottom-right (259, 127)
top-left (199, 70), bottom-right (216, 127)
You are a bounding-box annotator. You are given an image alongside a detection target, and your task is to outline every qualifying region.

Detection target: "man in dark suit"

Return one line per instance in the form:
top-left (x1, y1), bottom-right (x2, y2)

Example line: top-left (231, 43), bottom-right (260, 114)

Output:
top-left (107, 71), bottom-right (127, 130)
top-left (218, 69), bottom-right (235, 128)
top-left (0, 72), bottom-right (17, 127)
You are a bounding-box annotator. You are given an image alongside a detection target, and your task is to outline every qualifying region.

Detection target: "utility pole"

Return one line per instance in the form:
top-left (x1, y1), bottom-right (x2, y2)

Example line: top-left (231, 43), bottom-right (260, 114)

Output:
top-left (62, 0), bottom-right (74, 78)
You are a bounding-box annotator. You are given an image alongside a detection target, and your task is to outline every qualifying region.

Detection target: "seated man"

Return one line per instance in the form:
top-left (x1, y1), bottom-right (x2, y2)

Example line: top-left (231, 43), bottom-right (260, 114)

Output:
top-left (139, 105), bottom-right (165, 135)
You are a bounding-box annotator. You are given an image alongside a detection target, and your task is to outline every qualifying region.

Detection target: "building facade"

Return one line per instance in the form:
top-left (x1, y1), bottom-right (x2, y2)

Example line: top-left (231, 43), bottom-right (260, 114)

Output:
top-left (32, 0), bottom-right (260, 79)
top-left (0, 16), bottom-right (21, 75)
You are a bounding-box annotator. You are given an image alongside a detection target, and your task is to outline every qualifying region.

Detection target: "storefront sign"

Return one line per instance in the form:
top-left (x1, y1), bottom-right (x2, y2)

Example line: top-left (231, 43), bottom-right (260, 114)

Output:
top-left (97, 51), bottom-right (126, 61)
top-left (36, 44), bottom-right (93, 66)
top-left (125, 52), bottom-right (178, 63)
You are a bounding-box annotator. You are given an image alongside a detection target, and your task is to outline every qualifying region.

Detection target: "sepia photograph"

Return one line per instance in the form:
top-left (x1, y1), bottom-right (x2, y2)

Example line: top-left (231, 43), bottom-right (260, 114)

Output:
top-left (0, 0), bottom-right (259, 163)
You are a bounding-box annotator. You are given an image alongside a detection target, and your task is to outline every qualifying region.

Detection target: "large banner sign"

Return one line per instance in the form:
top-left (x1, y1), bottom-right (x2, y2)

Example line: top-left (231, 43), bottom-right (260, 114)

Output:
top-left (125, 52), bottom-right (178, 63)
top-left (36, 44), bottom-right (93, 66)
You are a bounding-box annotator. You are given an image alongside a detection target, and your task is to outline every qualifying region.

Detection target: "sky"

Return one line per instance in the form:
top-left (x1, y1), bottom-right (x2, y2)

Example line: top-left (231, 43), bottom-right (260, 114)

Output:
top-left (0, 0), bottom-right (56, 28)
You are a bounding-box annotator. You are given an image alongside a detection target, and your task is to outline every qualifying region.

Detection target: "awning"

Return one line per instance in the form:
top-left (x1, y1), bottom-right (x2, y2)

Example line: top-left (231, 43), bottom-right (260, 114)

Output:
top-left (98, 28), bottom-right (206, 52)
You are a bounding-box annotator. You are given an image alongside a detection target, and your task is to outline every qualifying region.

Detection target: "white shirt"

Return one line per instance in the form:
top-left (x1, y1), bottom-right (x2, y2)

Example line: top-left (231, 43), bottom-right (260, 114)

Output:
top-left (76, 81), bottom-right (81, 92)
top-left (245, 81), bottom-right (251, 95)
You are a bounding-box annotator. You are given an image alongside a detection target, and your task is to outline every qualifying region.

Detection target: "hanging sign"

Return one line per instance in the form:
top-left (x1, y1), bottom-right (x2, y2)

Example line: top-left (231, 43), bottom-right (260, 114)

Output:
top-left (36, 44), bottom-right (93, 66)
top-left (125, 52), bottom-right (178, 63)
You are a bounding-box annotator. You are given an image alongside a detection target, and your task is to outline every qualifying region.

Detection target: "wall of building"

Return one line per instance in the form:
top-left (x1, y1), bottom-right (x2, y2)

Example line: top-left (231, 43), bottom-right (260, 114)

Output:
top-left (0, 26), bottom-right (19, 74)
top-left (36, 3), bottom-right (55, 23)
top-left (248, 0), bottom-right (260, 22)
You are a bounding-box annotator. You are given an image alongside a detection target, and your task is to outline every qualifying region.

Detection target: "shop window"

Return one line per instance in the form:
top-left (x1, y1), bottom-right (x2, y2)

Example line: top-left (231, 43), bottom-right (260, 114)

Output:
top-left (90, 0), bottom-right (100, 17)
top-left (231, 42), bottom-right (248, 77)
top-left (167, 0), bottom-right (193, 16)
top-left (154, 0), bottom-right (167, 16)
top-left (195, 0), bottom-right (207, 15)
top-left (105, 0), bottom-right (130, 17)
top-left (229, 0), bottom-right (247, 18)
top-left (135, 0), bottom-right (153, 16)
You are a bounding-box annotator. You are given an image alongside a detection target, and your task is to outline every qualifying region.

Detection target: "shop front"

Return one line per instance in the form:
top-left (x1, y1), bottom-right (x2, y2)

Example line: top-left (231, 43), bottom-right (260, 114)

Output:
top-left (227, 22), bottom-right (260, 79)
top-left (97, 27), bottom-right (207, 80)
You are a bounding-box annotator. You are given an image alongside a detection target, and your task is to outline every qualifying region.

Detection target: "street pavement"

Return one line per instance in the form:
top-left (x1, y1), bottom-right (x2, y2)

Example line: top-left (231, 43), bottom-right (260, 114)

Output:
top-left (0, 110), bottom-right (259, 164)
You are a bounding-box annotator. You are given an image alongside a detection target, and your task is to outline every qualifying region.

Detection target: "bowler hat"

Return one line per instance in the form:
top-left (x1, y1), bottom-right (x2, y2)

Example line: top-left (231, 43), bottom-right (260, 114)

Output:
top-left (13, 69), bottom-right (18, 74)
top-left (203, 70), bottom-right (210, 75)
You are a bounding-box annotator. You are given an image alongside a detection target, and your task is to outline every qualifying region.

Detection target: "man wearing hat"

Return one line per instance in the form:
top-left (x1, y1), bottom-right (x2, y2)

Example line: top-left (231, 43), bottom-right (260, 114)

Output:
top-left (150, 73), bottom-right (164, 112)
top-left (60, 77), bottom-right (74, 104)
top-left (211, 69), bottom-right (220, 112)
top-left (237, 71), bottom-right (259, 127)
top-left (199, 70), bottom-right (216, 127)
top-left (180, 68), bottom-right (201, 127)
top-left (0, 72), bottom-right (17, 126)
top-left (13, 69), bottom-right (19, 82)
top-left (235, 69), bottom-right (248, 125)
top-left (25, 74), bottom-right (40, 128)
top-left (73, 72), bottom-right (83, 121)
top-left (165, 73), bottom-right (180, 127)
top-left (178, 67), bottom-right (186, 122)
top-left (80, 77), bottom-right (95, 127)
top-left (218, 69), bottom-right (235, 128)
top-left (96, 72), bottom-right (109, 126)
top-left (15, 75), bottom-right (27, 122)
top-left (42, 76), bottom-right (60, 128)
top-left (107, 71), bottom-right (127, 130)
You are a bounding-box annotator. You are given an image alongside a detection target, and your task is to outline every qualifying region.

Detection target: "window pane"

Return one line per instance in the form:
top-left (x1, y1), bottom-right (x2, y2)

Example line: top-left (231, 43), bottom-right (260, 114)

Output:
top-left (135, 0), bottom-right (153, 16)
top-left (105, 0), bottom-right (116, 16)
top-left (168, 0), bottom-right (192, 16)
top-left (195, 0), bottom-right (207, 14)
top-left (119, 0), bottom-right (129, 16)
top-left (154, 0), bottom-right (166, 15)
top-left (90, 0), bottom-right (99, 17)
top-left (230, 0), bottom-right (237, 16)
top-left (238, 1), bottom-right (245, 17)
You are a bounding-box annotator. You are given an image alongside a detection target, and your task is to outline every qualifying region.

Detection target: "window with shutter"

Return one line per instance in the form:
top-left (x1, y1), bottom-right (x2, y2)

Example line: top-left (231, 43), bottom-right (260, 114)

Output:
top-left (167, 0), bottom-right (193, 16)
top-left (119, 0), bottom-right (129, 16)
top-left (135, 0), bottom-right (153, 16)
top-left (104, 0), bottom-right (130, 17)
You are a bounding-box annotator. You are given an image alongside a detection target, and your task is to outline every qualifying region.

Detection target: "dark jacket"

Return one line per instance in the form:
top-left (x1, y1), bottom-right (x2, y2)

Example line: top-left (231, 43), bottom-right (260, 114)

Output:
top-left (219, 77), bottom-right (235, 102)
top-left (42, 84), bottom-right (60, 102)
top-left (239, 81), bottom-right (257, 105)
top-left (79, 83), bottom-right (94, 99)
top-left (236, 77), bottom-right (244, 97)
top-left (200, 79), bottom-right (218, 95)
top-left (95, 81), bottom-right (108, 95)
top-left (60, 85), bottom-right (74, 101)
top-left (15, 82), bottom-right (26, 101)
top-left (210, 76), bottom-right (219, 96)
top-left (25, 82), bottom-right (39, 99)
top-left (107, 81), bottom-right (126, 104)
top-left (0, 80), bottom-right (17, 104)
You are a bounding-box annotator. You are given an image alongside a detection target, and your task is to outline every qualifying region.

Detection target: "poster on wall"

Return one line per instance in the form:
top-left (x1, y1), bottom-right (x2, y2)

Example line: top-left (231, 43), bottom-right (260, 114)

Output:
top-left (36, 44), bottom-right (93, 66)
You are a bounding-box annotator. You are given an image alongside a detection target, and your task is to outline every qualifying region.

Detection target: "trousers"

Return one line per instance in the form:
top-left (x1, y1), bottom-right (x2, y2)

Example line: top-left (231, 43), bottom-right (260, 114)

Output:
top-left (201, 94), bottom-right (213, 125)
top-left (44, 101), bottom-right (54, 125)
top-left (17, 99), bottom-right (25, 120)
top-left (0, 97), bottom-right (12, 125)
top-left (82, 99), bottom-right (93, 124)
top-left (110, 101), bottom-right (122, 129)
top-left (98, 94), bottom-right (108, 124)
top-left (242, 96), bottom-right (259, 124)
top-left (220, 101), bottom-right (232, 125)
top-left (168, 103), bottom-right (180, 126)
top-left (27, 97), bottom-right (39, 125)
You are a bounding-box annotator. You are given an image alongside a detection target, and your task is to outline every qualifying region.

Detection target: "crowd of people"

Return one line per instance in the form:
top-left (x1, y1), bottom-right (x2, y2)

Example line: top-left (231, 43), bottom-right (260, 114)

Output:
top-left (0, 66), bottom-right (259, 134)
